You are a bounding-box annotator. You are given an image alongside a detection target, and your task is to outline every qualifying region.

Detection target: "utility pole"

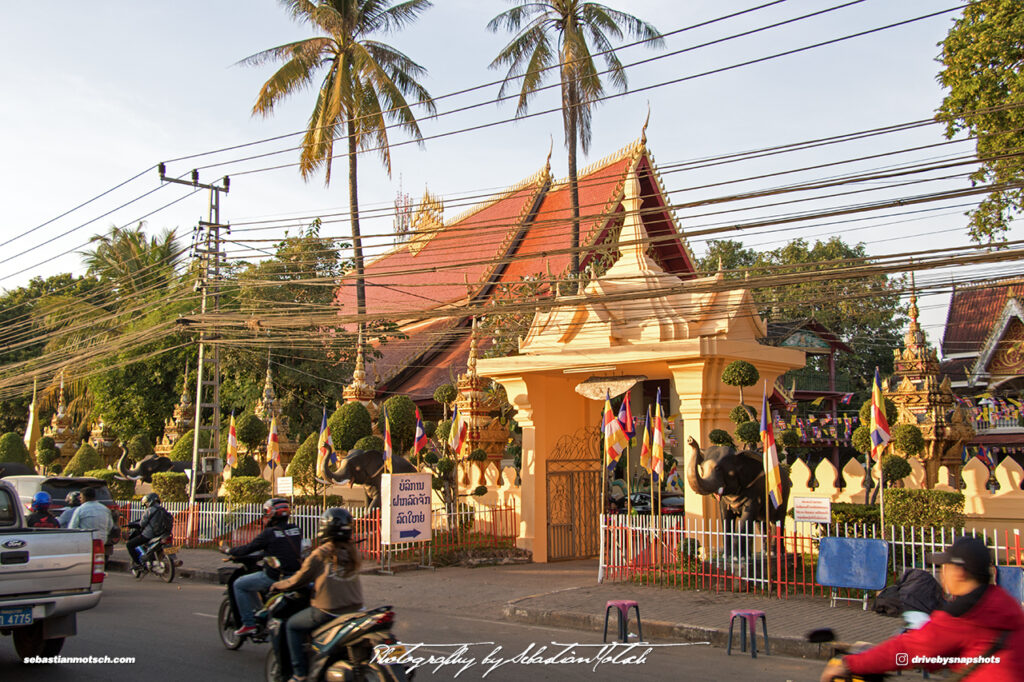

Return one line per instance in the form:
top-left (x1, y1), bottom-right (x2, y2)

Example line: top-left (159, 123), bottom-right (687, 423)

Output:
top-left (159, 165), bottom-right (230, 506)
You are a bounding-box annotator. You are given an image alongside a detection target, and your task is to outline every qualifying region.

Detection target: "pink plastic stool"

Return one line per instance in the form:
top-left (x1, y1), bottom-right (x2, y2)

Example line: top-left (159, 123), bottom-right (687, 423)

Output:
top-left (727, 609), bottom-right (769, 658)
top-left (603, 600), bottom-right (642, 643)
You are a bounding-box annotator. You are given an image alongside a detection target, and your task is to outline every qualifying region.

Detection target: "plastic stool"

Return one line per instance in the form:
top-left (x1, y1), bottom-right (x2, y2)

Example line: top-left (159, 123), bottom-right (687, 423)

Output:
top-left (727, 609), bottom-right (769, 658)
top-left (603, 600), bottom-right (642, 643)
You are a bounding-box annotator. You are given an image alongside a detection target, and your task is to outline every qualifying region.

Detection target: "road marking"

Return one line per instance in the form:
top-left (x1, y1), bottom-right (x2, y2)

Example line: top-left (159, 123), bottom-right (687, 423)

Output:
top-left (193, 612), bottom-right (217, 619)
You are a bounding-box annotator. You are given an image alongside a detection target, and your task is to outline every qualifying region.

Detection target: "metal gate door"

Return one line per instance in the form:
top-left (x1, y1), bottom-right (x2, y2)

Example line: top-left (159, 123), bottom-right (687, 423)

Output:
top-left (546, 429), bottom-right (601, 561)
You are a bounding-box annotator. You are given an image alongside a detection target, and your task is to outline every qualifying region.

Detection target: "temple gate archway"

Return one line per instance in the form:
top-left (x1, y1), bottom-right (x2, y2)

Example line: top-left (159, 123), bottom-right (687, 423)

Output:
top-left (546, 428), bottom-right (602, 561)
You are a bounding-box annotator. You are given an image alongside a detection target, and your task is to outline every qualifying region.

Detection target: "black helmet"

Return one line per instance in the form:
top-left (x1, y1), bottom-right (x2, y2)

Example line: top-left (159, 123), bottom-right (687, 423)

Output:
top-left (317, 507), bottom-right (353, 544)
top-left (263, 497), bottom-right (290, 521)
top-left (142, 492), bottom-right (160, 507)
top-left (65, 491), bottom-right (82, 507)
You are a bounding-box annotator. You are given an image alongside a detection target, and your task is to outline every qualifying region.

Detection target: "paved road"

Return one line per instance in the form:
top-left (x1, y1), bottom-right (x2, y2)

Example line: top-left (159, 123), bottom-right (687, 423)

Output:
top-left (0, 574), bottom-right (924, 681)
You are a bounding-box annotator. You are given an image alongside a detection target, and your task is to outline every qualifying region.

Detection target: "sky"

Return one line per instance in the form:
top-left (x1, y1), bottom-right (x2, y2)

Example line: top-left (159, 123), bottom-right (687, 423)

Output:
top-left (1, 0), bottom-right (1015, 351)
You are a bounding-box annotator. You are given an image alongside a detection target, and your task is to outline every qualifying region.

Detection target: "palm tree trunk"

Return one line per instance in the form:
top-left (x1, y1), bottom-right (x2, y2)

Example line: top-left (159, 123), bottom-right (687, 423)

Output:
top-left (348, 121), bottom-right (366, 319)
top-left (567, 90), bottom-right (581, 295)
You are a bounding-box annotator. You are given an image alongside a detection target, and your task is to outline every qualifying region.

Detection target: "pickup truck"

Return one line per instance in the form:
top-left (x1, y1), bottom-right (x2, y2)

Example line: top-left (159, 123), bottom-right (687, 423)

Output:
top-left (0, 479), bottom-right (105, 658)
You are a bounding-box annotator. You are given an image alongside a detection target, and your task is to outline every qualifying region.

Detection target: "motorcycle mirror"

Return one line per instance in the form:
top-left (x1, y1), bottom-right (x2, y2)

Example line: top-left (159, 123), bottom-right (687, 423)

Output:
top-left (265, 556), bottom-right (281, 569)
top-left (806, 628), bottom-right (836, 644)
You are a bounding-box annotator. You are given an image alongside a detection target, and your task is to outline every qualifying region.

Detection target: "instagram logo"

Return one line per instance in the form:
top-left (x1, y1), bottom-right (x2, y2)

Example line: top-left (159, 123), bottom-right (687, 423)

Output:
top-left (895, 653), bottom-right (909, 666)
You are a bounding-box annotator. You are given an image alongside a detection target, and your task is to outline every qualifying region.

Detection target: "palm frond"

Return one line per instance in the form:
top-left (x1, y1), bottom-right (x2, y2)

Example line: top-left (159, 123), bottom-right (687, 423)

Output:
top-left (363, 0), bottom-right (433, 35)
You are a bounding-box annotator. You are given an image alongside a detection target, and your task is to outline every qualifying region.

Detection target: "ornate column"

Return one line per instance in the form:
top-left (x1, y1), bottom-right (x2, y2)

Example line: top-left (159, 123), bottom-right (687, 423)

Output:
top-left (44, 371), bottom-right (79, 464)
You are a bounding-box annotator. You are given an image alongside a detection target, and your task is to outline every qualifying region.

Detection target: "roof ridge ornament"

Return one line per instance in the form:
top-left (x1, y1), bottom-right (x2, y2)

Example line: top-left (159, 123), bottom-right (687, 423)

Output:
top-left (640, 103), bottom-right (650, 148)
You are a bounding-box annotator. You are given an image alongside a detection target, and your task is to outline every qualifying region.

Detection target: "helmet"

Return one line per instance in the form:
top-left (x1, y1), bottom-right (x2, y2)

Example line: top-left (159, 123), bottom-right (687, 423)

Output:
top-left (65, 491), bottom-right (82, 507)
top-left (31, 491), bottom-right (51, 511)
top-left (316, 507), bottom-right (353, 544)
top-left (142, 492), bottom-right (160, 507)
top-left (263, 498), bottom-right (290, 520)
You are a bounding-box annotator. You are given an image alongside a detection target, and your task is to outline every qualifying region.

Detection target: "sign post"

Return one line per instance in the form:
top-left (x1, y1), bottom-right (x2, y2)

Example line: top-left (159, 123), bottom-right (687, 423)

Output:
top-left (381, 472), bottom-right (432, 572)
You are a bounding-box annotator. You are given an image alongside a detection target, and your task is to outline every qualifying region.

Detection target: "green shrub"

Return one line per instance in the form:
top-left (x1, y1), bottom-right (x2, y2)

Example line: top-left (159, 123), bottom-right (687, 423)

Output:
top-left (36, 436), bottom-right (59, 470)
top-left (468, 448), bottom-right (488, 462)
top-left (236, 414), bottom-right (268, 452)
top-left (881, 454), bottom-right (912, 484)
top-left (851, 425), bottom-right (872, 455)
top-left (125, 434), bottom-right (155, 463)
top-left (779, 428), bottom-right (800, 450)
top-left (883, 489), bottom-right (965, 529)
top-left (423, 451), bottom-right (439, 465)
top-left (859, 397), bottom-right (898, 426)
top-left (0, 432), bottom-right (32, 466)
top-left (891, 423), bottom-right (925, 457)
top-left (380, 395), bottom-right (417, 453)
top-left (472, 485), bottom-right (487, 496)
top-left (354, 435), bottom-right (383, 452)
top-left (433, 383), bottom-right (457, 406)
top-left (831, 502), bottom-right (880, 527)
top-left (151, 471), bottom-right (189, 502)
top-left (423, 420), bottom-right (437, 438)
top-left (735, 421), bottom-right (760, 446)
top-left (287, 432), bottom-right (319, 494)
top-left (169, 429), bottom-right (214, 462)
top-left (435, 457), bottom-right (455, 476)
top-left (232, 454), bottom-right (261, 477)
top-left (64, 442), bottom-right (103, 476)
top-left (224, 476), bottom-right (272, 504)
top-left (721, 360), bottom-right (759, 388)
top-left (709, 429), bottom-right (734, 447)
top-left (729, 405), bottom-right (752, 424)
top-left (85, 469), bottom-right (135, 500)
top-left (436, 419), bottom-right (452, 443)
top-left (329, 402), bottom-right (372, 452)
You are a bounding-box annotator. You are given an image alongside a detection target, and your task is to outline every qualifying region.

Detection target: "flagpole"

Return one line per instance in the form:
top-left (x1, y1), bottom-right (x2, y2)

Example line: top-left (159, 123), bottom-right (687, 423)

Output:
top-left (762, 382), bottom-right (772, 597)
top-left (626, 437), bottom-right (632, 516)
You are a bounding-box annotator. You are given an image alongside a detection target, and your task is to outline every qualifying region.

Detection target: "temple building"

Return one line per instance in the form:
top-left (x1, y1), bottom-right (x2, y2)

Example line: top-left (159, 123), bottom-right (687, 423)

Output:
top-left (43, 373), bottom-right (79, 465)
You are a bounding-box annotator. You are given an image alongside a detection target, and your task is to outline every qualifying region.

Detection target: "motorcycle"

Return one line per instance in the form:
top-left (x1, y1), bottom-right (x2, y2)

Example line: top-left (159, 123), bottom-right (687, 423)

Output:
top-left (126, 523), bottom-right (177, 583)
top-left (217, 551), bottom-right (274, 649)
top-left (809, 628), bottom-right (887, 682)
top-left (263, 589), bottom-right (411, 682)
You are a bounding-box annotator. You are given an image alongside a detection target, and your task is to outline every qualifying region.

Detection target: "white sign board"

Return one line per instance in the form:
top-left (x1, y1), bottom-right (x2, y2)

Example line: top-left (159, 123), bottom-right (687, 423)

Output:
top-left (381, 473), bottom-right (432, 545)
top-left (793, 497), bottom-right (832, 524)
top-left (276, 476), bottom-right (293, 496)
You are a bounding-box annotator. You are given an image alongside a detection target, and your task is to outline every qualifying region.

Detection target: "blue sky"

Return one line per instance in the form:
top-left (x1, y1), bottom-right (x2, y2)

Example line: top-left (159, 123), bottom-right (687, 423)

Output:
top-left (0, 0), bottom-right (1008, 347)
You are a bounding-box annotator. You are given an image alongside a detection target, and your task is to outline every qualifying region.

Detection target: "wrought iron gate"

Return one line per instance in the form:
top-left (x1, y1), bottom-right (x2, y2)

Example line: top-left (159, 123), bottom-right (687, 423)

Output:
top-left (546, 429), bottom-right (601, 561)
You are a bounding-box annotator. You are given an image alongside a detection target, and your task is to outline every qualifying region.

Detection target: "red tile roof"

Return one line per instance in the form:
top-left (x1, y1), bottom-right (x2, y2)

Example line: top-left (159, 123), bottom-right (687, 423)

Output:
top-left (941, 279), bottom-right (1024, 356)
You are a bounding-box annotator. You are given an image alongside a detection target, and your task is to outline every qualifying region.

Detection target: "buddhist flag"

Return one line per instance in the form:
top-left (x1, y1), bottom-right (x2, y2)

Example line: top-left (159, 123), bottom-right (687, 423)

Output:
top-left (226, 412), bottom-right (238, 469)
top-left (448, 404), bottom-right (468, 455)
top-left (618, 390), bottom-right (635, 440)
top-left (267, 416), bottom-right (280, 469)
top-left (317, 407), bottom-right (334, 466)
top-left (666, 463), bottom-right (686, 493)
top-left (869, 367), bottom-right (891, 461)
top-left (639, 407), bottom-right (652, 473)
top-left (414, 407), bottom-right (428, 456)
top-left (383, 407), bottom-right (393, 474)
top-left (23, 379), bottom-right (40, 467)
top-left (603, 391), bottom-right (629, 472)
top-left (651, 388), bottom-right (665, 483)
top-left (977, 446), bottom-right (994, 471)
top-left (761, 385), bottom-right (783, 508)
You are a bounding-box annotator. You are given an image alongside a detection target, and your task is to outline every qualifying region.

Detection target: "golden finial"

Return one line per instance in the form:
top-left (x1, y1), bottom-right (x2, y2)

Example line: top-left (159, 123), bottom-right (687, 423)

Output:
top-left (640, 103), bottom-right (651, 147)
top-left (57, 369), bottom-right (66, 414)
top-left (545, 136), bottom-right (553, 175)
top-left (344, 325), bottom-right (375, 403)
top-left (467, 317), bottom-right (478, 379)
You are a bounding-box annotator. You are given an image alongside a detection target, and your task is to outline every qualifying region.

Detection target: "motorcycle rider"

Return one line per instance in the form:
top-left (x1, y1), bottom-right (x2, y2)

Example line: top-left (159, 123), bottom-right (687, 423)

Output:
top-left (127, 492), bottom-right (173, 573)
top-left (821, 536), bottom-right (1024, 681)
top-left (229, 498), bottom-right (303, 638)
top-left (69, 486), bottom-right (114, 543)
top-left (58, 491), bottom-right (81, 527)
top-left (26, 492), bottom-right (61, 528)
top-left (270, 507), bottom-right (363, 682)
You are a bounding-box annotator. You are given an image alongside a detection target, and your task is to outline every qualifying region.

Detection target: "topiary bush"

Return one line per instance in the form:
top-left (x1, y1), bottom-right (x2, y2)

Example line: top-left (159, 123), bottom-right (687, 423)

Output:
top-left (424, 420), bottom-right (437, 438)
top-left (232, 454), bottom-right (261, 477)
top-left (721, 360), bottom-right (759, 407)
top-left (151, 471), bottom-right (189, 502)
top-left (729, 405), bottom-right (752, 424)
top-left (423, 451), bottom-right (439, 465)
top-left (64, 442), bottom-right (104, 476)
top-left (36, 436), bottom-right (59, 471)
top-left (169, 429), bottom-right (214, 462)
top-left (831, 502), bottom-right (880, 527)
top-left (436, 419), bottom-right (452, 443)
top-left (468, 448), bottom-right (488, 462)
top-left (380, 395), bottom-right (417, 453)
top-left (0, 432), bottom-right (32, 467)
top-left (236, 414), bottom-right (268, 453)
top-left (354, 435), bottom-right (383, 452)
top-left (881, 454), bottom-right (912, 485)
top-left (708, 429), bottom-right (734, 447)
top-left (328, 402), bottom-right (372, 452)
top-left (125, 434), bottom-right (155, 463)
top-left (85, 469), bottom-right (135, 500)
top-left (433, 383), bottom-right (457, 407)
top-left (286, 432), bottom-right (320, 494)
top-left (859, 396), bottom-right (898, 426)
top-left (883, 489), bottom-right (964, 529)
top-left (735, 421), bottom-right (760, 447)
top-left (891, 423), bottom-right (925, 457)
top-left (779, 428), bottom-right (800, 450)
top-left (224, 476), bottom-right (272, 504)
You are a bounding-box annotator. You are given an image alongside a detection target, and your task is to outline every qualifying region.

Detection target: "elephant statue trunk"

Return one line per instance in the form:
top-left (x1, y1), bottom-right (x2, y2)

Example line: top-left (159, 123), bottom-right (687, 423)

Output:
top-left (686, 436), bottom-right (721, 496)
top-left (116, 453), bottom-right (143, 481)
top-left (319, 448), bottom-right (418, 511)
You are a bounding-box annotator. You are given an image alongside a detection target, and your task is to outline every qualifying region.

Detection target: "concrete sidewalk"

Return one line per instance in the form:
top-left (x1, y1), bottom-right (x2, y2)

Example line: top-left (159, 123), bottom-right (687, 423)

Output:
top-left (105, 549), bottom-right (896, 659)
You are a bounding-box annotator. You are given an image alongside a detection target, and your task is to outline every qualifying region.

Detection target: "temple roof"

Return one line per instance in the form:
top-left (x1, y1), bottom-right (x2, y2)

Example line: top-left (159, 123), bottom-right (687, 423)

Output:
top-left (762, 318), bottom-right (853, 354)
top-left (941, 278), bottom-right (1024, 357)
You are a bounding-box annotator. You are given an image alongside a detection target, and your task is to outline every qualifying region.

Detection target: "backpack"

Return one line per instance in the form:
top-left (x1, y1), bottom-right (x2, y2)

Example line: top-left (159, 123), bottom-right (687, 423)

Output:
top-left (150, 507), bottom-right (174, 537)
top-left (872, 585), bottom-right (903, 617)
top-left (872, 568), bottom-right (945, 617)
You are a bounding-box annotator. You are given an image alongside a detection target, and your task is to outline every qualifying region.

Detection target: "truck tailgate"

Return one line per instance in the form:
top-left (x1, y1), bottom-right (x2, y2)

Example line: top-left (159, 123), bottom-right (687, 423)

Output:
top-left (0, 529), bottom-right (96, 598)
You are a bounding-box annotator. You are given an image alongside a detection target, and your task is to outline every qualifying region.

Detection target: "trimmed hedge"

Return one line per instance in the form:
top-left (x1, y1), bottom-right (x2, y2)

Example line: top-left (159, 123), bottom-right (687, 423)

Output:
top-left (883, 489), bottom-right (965, 529)
top-left (125, 434), bottom-right (155, 463)
top-left (735, 421), bottom-right (760, 446)
top-left (831, 502), bottom-right (880, 527)
top-left (721, 360), bottom-right (758, 388)
top-left (380, 395), bottom-right (416, 453)
top-left (170, 429), bottom-right (213, 462)
top-left (729, 405), bottom-right (752, 424)
top-left (232, 454), bottom-right (261, 477)
top-left (64, 443), bottom-right (103, 476)
top-left (235, 414), bottom-right (267, 452)
top-left (36, 435), bottom-right (60, 471)
top-left (709, 429), bottom-right (734, 447)
top-left (433, 383), bottom-right (457, 406)
top-left (859, 397), bottom-right (898, 426)
top-left (151, 471), bottom-right (189, 502)
top-left (891, 423), bottom-right (925, 457)
top-left (881, 454), bottom-right (912, 484)
top-left (224, 476), bottom-right (271, 504)
top-left (0, 432), bottom-right (32, 466)
top-left (286, 432), bottom-right (319, 493)
top-left (85, 468), bottom-right (135, 500)
top-left (353, 435), bottom-right (383, 452)
top-left (329, 401), bottom-right (372, 452)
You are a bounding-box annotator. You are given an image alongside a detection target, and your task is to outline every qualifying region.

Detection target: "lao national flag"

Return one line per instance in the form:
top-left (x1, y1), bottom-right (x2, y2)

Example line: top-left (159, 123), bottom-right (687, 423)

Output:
top-left (977, 446), bottom-right (994, 471)
top-left (639, 407), bottom-right (652, 473)
top-left (761, 385), bottom-right (782, 508)
top-left (226, 412), bottom-right (238, 469)
top-left (317, 407), bottom-right (335, 466)
top-left (603, 391), bottom-right (628, 472)
top-left (618, 390), bottom-right (635, 440)
top-left (869, 367), bottom-right (891, 461)
top-left (267, 417), bottom-right (280, 469)
top-left (383, 407), bottom-right (393, 474)
top-left (414, 407), bottom-right (428, 456)
top-left (651, 389), bottom-right (665, 483)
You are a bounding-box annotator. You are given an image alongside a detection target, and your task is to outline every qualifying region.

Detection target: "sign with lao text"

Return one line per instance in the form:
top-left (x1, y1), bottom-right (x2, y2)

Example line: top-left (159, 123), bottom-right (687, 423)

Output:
top-left (793, 496), bottom-right (831, 524)
top-left (276, 476), bottom-right (293, 496)
top-left (381, 473), bottom-right (432, 545)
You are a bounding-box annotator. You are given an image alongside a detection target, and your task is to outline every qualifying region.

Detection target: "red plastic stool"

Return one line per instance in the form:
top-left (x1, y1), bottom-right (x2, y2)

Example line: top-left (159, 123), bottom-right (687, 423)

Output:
top-left (603, 600), bottom-right (642, 643)
top-left (727, 609), bottom-right (769, 658)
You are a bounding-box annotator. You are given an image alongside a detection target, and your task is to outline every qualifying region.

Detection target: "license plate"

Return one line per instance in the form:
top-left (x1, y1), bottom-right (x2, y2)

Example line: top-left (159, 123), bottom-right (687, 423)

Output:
top-left (0, 608), bottom-right (33, 627)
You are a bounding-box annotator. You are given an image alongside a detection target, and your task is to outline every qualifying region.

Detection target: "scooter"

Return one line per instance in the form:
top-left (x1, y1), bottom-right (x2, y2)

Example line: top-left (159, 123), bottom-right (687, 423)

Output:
top-left (126, 523), bottom-right (177, 583)
top-left (263, 590), bottom-right (411, 682)
top-left (217, 551), bottom-right (273, 649)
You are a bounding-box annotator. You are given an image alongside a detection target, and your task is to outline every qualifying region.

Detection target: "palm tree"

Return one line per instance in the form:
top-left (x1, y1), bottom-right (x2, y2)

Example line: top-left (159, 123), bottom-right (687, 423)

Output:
top-left (241, 0), bottom-right (436, 318)
top-left (488, 1), bottom-right (663, 292)
top-left (83, 224), bottom-right (180, 302)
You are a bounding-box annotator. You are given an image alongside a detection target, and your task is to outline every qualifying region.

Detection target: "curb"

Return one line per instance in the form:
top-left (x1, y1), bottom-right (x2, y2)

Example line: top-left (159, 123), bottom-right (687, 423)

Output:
top-left (105, 558), bottom-right (397, 583)
top-left (502, 596), bottom-right (844, 661)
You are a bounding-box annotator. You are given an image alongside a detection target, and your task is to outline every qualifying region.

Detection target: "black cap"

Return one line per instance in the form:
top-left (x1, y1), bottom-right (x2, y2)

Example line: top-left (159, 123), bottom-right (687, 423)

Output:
top-left (926, 536), bottom-right (993, 581)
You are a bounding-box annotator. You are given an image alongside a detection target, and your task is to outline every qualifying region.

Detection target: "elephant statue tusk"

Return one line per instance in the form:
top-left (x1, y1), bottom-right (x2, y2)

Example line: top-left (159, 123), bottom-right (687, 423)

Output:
top-left (115, 453), bottom-right (143, 481)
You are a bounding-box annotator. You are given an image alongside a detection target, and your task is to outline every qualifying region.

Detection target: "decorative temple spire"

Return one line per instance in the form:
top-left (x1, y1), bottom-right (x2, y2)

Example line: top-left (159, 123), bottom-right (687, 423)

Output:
top-left (57, 369), bottom-right (66, 415)
top-left (640, 104), bottom-right (650, 148)
top-left (467, 317), bottom-right (478, 380)
top-left (344, 326), bottom-right (376, 404)
top-left (254, 356), bottom-right (282, 423)
top-left (180, 358), bottom-right (191, 405)
top-left (904, 270), bottom-right (926, 350)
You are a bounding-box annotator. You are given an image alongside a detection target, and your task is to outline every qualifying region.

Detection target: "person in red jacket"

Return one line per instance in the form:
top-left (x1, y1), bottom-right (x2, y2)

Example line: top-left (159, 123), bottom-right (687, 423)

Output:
top-left (821, 536), bottom-right (1024, 681)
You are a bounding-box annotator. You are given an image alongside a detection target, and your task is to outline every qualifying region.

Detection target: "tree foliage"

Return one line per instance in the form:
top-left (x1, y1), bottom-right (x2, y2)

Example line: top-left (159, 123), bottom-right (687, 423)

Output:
top-left (937, 1), bottom-right (1024, 242)
top-left (735, 421), bottom-right (760, 447)
top-left (287, 432), bottom-right (323, 495)
top-left (64, 442), bottom-right (103, 476)
top-left (235, 415), bottom-right (268, 453)
top-left (0, 432), bottom-right (32, 466)
top-left (891, 423), bottom-right (925, 458)
top-left (859, 397), bottom-right (899, 426)
top-left (329, 402), bottom-right (372, 452)
top-left (381, 394), bottom-right (416, 453)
